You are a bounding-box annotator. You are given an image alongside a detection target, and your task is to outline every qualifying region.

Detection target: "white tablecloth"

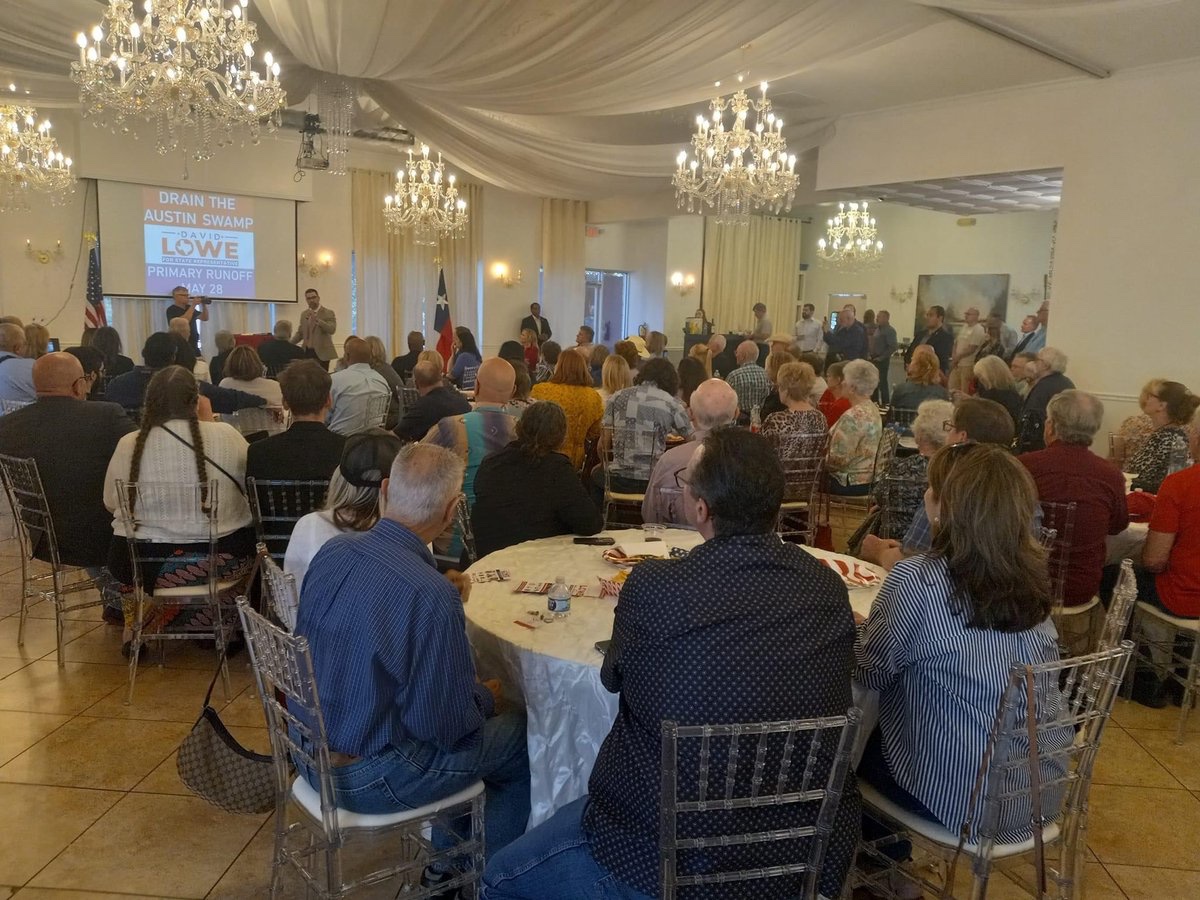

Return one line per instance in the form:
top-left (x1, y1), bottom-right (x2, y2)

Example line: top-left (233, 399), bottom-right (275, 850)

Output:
top-left (464, 530), bottom-right (886, 826)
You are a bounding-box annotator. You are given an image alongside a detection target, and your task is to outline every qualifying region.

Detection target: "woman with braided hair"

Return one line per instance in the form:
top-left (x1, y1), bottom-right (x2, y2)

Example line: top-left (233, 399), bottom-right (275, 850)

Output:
top-left (103, 365), bottom-right (256, 651)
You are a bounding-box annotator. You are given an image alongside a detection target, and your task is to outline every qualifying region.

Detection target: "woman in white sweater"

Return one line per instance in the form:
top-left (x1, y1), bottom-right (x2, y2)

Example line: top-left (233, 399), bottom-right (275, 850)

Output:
top-left (219, 345), bottom-right (284, 435)
top-left (104, 365), bottom-right (256, 647)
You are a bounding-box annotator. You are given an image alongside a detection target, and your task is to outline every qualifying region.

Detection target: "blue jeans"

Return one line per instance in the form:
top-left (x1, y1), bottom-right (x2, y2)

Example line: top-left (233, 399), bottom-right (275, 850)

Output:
top-left (481, 796), bottom-right (653, 900)
top-left (304, 711), bottom-right (530, 859)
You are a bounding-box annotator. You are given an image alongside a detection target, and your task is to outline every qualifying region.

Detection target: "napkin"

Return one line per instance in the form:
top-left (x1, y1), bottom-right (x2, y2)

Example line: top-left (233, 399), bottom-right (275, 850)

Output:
top-left (818, 556), bottom-right (882, 588)
top-left (613, 540), bottom-right (669, 558)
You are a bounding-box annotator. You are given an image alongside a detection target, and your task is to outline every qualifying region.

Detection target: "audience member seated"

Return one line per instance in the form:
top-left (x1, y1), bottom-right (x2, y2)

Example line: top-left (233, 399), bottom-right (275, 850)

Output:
top-left (0, 353), bottom-right (134, 578)
top-left (889, 350), bottom-right (949, 413)
top-left (854, 443), bottom-right (1069, 846)
top-left (870, 398), bottom-right (953, 540)
top-left (169, 319), bottom-right (210, 383)
top-left (818, 360), bottom-right (851, 428)
top-left (707, 333), bottom-right (737, 379)
top-left (1127, 380), bottom-right (1198, 494)
top-left (390, 330), bottom-right (426, 382)
top-left (23, 323), bottom-right (49, 359)
top-left (1019, 346), bottom-right (1075, 452)
top-left (472, 401), bottom-right (602, 556)
top-left (758, 350), bottom-right (797, 420)
top-left (0, 323), bottom-right (36, 403)
top-left (258, 320), bottom-right (308, 378)
top-left (64, 345), bottom-right (106, 400)
top-left (1019, 390), bottom-right (1128, 654)
top-left (102, 366), bottom-right (256, 647)
top-left (725, 338), bottom-right (770, 417)
top-left (801, 351), bottom-right (829, 406)
top-left (588, 344), bottom-right (608, 386)
top-left (862, 397), bottom-right (1016, 570)
top-left (597, 354), bottom-right (631, 408)
top-left (611, 339), bottom-right (640, 378)
top-left (507, 351), bottom-right (534, 412)
top-left (105, 333), bottom-right (267, 418)
top-left (208, 330), bottom-right (236, 384)
top-left (219, 345), bottom-right (283, 435)
top-left (451, 326), bottom-right (483, 388)
top-left (686, 342), bottom-right (711, 378)
top-left (90, 325), bottom-right (135, 379)
top-left (424, 357), bottom-right (520, 507)
top-left (596, 357), bottom-right (691, 500)
top-left (529, 348), bottom-right (603, 469)
top-left (394, 359), bottom-right (472, 443)
top-left (363, 335), bottom-right (403, 429)
top-left (676, 356), bottom-right (706, 408)
top-left (416, 348), bottom-right (453, 388)
top-left (295, 443), bottom-right (529, 870)
top-left (534, 340), bottom-right (561, 384)
top-left (826, 359), bottom-right (882, 496)
top-left (1009, 351), bottom-right (1038, 398)
top-left (573, 325), bottom-right (596, 360)
top-left (483, 428), bottom-right (859, 900)
top-left (519, 327), bottom-right (540, 373)
top-left (1135, 405), bottom-right (1200, 706)
top-left (326, 336), bottom-right (392, 436)
top-left (761, 361), bottom-right (827, 453)
top-left (1112, 379), bottom-right (1163, 467)
top-left (284, 430), bottom-right (401, 590)
top-left (642, 378), bottom-right (738, 525)
top-left (972, 354), bottom-right (1023, 427)
top-left (246, 361), bottom-right (345, 482)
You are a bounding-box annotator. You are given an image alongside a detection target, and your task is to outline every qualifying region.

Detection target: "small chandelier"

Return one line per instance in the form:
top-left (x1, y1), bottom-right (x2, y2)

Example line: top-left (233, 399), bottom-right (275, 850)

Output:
top-left (673, 76), bottom-right (798, 225)
top-left (71, 0), bottom-right (287, 167)
top-left (816, 201), bottom-right (884, 270)
top-left (0, 106), bottom-right (74, 212)
top-left (383, 144), bottom-right (469, 246)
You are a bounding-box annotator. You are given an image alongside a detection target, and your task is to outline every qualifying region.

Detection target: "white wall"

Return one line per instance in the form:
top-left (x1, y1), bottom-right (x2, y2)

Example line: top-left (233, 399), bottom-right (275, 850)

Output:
top-left (479, 188), bottom-right (542, 356)
top-left (813, 59), bottom-right (1200, 444)
top-left (798, 204), bottom-right (1055, 342)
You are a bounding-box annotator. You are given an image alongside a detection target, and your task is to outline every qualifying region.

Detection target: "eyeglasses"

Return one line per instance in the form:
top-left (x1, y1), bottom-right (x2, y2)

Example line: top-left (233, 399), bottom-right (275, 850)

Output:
top-left (942, 419), bottom-right (955, 432)
top-left (673, 468), bottom-right (692, 490)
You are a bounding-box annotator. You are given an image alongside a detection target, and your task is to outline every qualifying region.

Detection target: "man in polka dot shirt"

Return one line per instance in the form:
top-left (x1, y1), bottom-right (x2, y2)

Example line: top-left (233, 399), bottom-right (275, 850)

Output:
top-left (483, 429), bottom-right (860, 900)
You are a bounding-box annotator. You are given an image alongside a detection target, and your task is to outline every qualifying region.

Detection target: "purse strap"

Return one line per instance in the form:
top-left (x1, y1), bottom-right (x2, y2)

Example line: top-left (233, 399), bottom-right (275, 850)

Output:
top-left (160, 424), bottom-right (247, 497)
top-left (197, 544), bottom-right (270, 714)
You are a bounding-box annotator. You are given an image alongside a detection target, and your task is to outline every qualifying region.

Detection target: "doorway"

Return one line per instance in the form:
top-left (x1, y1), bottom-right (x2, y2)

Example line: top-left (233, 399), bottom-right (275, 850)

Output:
top-left (585, 269), bottom-right (629, 348)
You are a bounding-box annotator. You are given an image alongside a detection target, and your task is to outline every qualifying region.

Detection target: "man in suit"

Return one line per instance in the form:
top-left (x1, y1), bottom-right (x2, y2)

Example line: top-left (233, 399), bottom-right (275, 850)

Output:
top-left (292, 288), bottom-right (338, 370)
top-left (391, 331), bottom-right (426, 383)
top-left (394, 359), bottom-right (471, 442)
top-left (0, 352), bottom-right (135, 570)
top-left (904, 304), bottom-right (954, 374)
top-left (520, 302), bottom-right (552, 344)
top-left (247, 361), bottom-right (345, 481)
top-left (1007, 314), bottom-right (1041, 361)
top-left (258, 319), bottom-right (308, 378)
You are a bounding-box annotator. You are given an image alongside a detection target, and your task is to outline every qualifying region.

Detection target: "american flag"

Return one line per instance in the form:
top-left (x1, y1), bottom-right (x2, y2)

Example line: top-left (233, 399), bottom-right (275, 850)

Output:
top-left (84, 244), bottom-right (106, 329)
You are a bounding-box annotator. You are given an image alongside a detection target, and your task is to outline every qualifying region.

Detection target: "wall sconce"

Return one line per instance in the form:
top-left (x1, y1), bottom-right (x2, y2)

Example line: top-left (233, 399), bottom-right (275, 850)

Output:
top-left (1010, 286), bottom-right (1043, 306)
top-left (492, 262), bottom-right (522, 288)
top-left (297, 252), bottom-right (332, 278)
top-left (889, 285), bottom-right (913, 305)
top-left (25, 239), bottom-right (63, 265)
top-left (670, 271), bottom-right (696, 296)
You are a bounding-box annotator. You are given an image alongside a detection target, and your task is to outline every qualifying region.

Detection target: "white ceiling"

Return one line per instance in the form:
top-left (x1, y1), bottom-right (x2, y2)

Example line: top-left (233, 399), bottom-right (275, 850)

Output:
top-left (1, 1), bottom-right (1198, 197)
top-left (845, 169), bottom-right (1064, 216)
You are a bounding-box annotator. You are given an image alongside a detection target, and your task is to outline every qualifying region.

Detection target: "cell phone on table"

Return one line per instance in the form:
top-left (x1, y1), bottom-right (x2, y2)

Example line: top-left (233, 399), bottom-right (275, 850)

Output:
top-left (594, 640), bottom-right (612, 656)
top-left (574, 536), bottom-right (615, 546)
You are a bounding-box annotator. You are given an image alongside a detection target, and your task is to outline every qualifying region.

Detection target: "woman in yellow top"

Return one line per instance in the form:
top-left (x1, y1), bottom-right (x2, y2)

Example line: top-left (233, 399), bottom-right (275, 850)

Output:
top-left (531, 348), bottom-right (604, 469)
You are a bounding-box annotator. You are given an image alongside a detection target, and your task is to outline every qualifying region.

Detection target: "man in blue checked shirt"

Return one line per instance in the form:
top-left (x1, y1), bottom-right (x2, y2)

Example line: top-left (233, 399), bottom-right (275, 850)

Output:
top-left (296, 442), bottom-right (529, 888)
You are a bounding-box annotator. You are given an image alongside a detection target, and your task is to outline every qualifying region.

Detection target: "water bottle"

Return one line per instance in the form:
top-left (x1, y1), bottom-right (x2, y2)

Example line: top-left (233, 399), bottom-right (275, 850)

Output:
top-left (750, 405), bottom-right (761, 433)
top-left (547, 575), bottom-right (571, 619)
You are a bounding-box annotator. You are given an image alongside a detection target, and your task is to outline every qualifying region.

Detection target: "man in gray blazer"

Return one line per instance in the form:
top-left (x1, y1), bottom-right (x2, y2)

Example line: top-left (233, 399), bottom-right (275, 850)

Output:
top-left (292, 288), bottom-right (338, 369)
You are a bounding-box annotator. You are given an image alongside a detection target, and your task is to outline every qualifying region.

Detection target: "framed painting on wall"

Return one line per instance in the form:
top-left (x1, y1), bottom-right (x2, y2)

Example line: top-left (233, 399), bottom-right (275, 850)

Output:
top-left (914, 274), bottom-right (1009, 334)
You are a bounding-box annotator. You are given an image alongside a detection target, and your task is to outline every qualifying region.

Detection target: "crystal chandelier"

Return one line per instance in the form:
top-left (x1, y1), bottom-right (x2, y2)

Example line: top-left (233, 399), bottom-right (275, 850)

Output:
top-left (0, 106), bottom-right (74, 212)
top-left (317, 76), bottom-right (354, 176)
top-left (816, 201), bottom-right (884, 270)
top-left (383, 144), bottom-right (469, 246)
top-left (673, 77), bottom-right (798, 225)
top-left (71, 0), bottom-right (287, 168)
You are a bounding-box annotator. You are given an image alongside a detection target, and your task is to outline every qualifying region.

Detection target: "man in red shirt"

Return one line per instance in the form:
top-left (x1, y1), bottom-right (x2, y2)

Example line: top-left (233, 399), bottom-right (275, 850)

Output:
top-left (1019, 390), bottom-right (1129, 655)
top-left (1143, 409), bottom-right (1200, 618)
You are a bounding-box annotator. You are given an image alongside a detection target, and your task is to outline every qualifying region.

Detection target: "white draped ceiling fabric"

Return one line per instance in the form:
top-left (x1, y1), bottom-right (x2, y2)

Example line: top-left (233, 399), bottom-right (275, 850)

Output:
top-left (702, 217), bottom-right (804, 337)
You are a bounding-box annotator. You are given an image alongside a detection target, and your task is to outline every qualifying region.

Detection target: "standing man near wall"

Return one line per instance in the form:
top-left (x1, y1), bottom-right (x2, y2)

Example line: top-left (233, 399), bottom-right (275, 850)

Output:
top-left (521, 302), bottom-right (552, 344)
top-left (165, 285), bottom-right (208, 355)
top-left (292, 288), bottom-right (338, 371)
top-left (871, 309), bottom-right (898, 404)
top-left (948, 306), bottom-right (985, 392)
top-left (794, 302), bottom-right (825, 355)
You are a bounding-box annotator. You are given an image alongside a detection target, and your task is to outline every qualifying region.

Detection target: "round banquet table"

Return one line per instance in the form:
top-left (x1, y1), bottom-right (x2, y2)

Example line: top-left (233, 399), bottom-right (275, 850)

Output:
top-left (463, 529), bottom-right (886, 827)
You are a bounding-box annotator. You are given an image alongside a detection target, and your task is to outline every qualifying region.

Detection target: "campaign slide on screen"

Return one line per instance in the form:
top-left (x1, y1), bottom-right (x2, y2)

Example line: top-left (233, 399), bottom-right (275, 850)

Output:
top-left (142, 188), bottom-right (256, 298)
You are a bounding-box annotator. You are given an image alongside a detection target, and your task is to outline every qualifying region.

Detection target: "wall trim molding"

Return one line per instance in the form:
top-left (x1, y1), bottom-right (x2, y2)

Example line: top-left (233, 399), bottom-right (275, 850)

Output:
top-left (1094, 392), bottom-right (1138, 404)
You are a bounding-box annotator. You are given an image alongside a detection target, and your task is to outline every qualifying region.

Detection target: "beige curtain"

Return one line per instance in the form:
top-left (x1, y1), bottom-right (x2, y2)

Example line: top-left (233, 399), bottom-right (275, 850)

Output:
top-left (540, 199), bottom-right (587, 340)
top-left (702, 215), bottom-right (803, 335)
top-left (351, 169), bottom-right (481, 356)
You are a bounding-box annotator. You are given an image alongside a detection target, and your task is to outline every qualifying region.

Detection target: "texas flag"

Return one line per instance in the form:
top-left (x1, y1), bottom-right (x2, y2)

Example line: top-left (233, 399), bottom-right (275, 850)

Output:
top-left (433, 268), bottom-right (453, 373)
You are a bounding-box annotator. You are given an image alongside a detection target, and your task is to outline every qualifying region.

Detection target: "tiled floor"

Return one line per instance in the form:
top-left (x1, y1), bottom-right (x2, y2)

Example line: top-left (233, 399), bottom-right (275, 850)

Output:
top-left (0, 534), bottom-right (1197, 898)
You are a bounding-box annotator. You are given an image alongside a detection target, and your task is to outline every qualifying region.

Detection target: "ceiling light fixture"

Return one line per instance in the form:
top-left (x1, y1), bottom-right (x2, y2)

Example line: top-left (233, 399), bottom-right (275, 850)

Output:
top-left (383, 143), bottom-right (468, 246)
top-left (0, 106), bottom-right (74, 212)
top-left (816, 201), bottom-right (884, 271)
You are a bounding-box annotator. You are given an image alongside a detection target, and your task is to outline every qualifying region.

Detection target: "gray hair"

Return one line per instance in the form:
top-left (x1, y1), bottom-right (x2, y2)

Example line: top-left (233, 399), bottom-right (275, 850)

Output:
top-left (322, 470), bottom-right (383, 528)
top-left (689, 379), bottom-right (739, 429)
top-left (973, 355), bottom-right (1015, 391)
top-left (841, 359), bottom-right (879, 398)
top-left (214, 330), bottom-right (236, 353)
top-left (273, 319), bottom-right (293, 341)
top-left (735, 339), bottom-right (759, 365)
top-left (1038, 346), bottom-right (1068, 374)
top-left (384, 443), bottom-right (465, 527)
top-left (168, 317), bottom-right (190, 338)
top-left (0, 323), bottom-right (25, 353)
top-left (912, 399), bottom-right (954, 449)
top-left (1046, 390), bottom-right (1104, 445)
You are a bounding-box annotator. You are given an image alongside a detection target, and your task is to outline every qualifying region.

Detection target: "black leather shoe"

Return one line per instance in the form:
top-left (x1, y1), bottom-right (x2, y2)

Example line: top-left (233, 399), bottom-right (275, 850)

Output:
top-left (416, 866), bottom-right (462, 900)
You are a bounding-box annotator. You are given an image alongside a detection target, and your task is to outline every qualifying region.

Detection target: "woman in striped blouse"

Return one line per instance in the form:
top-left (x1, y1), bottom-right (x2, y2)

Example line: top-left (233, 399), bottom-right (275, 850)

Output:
top-left (854, 442), bottom-right (1071, 844)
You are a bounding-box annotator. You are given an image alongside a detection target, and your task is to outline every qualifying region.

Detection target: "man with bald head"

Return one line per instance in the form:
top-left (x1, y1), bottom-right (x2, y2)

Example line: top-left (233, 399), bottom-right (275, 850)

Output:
top-left (707, 333), bottom-right (737, 379)
top-left (326, 336), bottom-right (393, 435)
top-left (0, 352), bottom-right (134, 571)
top-left (642, 378), bottom-right (739, 524)
top-left (0, 322), bottom-right (36, 403)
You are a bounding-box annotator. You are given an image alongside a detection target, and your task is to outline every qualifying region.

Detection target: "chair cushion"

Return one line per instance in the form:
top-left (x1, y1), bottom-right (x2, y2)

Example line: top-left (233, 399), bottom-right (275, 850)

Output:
top-left (151, 579), bottom-right (243, 599)
top-left (859, 782), bottom-right (1060, 859)
top-left (1058, 596), bottom-right (1101, 616)
top-left (1134, 601), bottom-right (1200, 631)
top-left (290, 776), bottom-right (484, 830)
top-left (607, 492), bottom-right (646, 503)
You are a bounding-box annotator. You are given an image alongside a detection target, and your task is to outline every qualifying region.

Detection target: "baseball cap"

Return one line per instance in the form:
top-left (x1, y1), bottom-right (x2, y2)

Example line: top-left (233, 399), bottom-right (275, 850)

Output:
top-left (339, 430), bottom-right (402, 488)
